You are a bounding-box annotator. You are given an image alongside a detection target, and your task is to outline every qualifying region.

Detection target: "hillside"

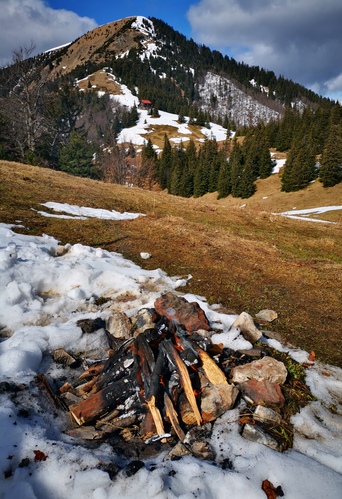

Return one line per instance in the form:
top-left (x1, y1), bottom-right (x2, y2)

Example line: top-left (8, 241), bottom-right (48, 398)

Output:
top-left (1, 160), bottom-right (341, 367)
top-left (44, 16), bottom-right (326, 127)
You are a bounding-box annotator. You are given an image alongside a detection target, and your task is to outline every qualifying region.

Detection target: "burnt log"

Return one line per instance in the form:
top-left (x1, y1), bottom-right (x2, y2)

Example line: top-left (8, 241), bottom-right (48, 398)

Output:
top-left (69, 376), bottom-right (137, 426)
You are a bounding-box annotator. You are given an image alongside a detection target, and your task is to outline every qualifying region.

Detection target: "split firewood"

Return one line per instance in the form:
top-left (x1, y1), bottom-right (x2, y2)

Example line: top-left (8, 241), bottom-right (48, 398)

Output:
top-left (196, 347), bottom-right (228, 386)
top-left (69, 377), bottom-right (136, 425)
top-left (140, 410), bottom-right (157, 440)
top-left (164, 391), bottom-right (186, 441)
top-left (91, 338), bottom-right (135, 393)
top-left (75, 376), bottom-right (99, 397)
top-left (78, 362), bottom-right (106, 380)
top-left (146, 395), bottom-right (166, 442)
top-left (178, 392), bottom-right (199, 426)
top-left (162, 340), bottom-right (202, 426)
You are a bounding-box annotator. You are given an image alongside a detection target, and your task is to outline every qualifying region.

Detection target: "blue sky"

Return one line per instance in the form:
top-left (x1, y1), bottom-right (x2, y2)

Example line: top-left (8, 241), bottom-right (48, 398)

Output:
top-left (1, 0), bottom-right (342, 101)
top-left (47, 0), bottom-right (194, 38)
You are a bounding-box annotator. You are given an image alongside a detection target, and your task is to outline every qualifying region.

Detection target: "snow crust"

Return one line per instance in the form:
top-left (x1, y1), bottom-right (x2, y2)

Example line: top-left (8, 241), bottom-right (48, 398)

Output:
top-left (0, 213), bottom-right (341, 498)
top-left (277, 206), bottom-right (342, 224)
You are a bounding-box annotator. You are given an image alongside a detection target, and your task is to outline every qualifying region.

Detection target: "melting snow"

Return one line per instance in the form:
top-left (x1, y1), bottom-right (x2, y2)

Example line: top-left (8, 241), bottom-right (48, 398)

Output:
top-left (0, 204), bottom-right (341, 498)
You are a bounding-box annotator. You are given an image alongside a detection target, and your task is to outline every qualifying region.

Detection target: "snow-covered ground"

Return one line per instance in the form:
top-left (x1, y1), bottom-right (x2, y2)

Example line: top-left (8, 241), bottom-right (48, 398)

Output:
top-left (277, 206), bottom-right (342, 224)
top-left (1, 205), bottom-right (342, 498)
top-left (37, 202), bottom-right (144, 221)
top-left (116, 108), bottom-right (228, 150)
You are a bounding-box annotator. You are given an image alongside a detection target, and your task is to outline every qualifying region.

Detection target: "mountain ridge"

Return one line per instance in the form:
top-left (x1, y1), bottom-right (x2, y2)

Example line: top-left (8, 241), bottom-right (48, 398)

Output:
top-left (44, 15), bottom-right (329, 128)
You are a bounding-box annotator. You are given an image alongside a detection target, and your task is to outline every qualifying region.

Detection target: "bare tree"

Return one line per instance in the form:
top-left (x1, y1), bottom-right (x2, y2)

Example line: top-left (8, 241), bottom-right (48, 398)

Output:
top-left (0, 43), bottom-right (48, 162)
top-left (99, 141), bottom-right (129, 185)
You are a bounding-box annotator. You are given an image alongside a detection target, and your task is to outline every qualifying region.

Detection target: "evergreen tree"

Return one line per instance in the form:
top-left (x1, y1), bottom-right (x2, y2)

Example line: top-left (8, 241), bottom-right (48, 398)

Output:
top-left (240, 161), bottom-right (256, 198)
top-left (158, 134), bottom-right (172, 189)
top-left (257, 134), bottom-right (273, 178)
top-left (319, 125), bottom-right (342, 187)
top-left (281, 135), bottom-right (317, 191)
top-left (169, 144), bottom-right (186, 195)
top-left (59, 130), bottom-right (97, 178)
top-left (217, 154), bottom-right (232, 199)
top-left (281, 145), bottom-right (296, 192)
top-left (230, 140), bottom-right (245, 197)
top-left (180, 139), bottom-right (197, 197)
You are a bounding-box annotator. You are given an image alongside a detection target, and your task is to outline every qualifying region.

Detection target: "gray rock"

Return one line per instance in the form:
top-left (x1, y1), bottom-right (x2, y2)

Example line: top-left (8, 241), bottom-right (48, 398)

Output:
top-left (254, 405), bottom-right (283, 424)
top-left (256, 309), bottom-right (278, 322)
top-left (242, 423), bottom-right (282, 451)
top-left (231, 312), bottom-right (262, 343)
top-left (231, 356), bottom-right (287, 384)
top-left (105, 312), bottom-right (133, 340)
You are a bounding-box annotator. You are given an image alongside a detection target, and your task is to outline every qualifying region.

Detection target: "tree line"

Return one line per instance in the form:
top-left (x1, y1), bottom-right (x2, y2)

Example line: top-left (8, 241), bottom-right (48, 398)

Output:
top-left (1, 43), bottom-right (341, 194)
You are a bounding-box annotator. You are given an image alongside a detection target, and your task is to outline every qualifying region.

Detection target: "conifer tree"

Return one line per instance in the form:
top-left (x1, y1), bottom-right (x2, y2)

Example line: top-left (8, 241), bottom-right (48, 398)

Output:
top-left (139, 138), bottom-right (158, 188)
top-left (230, 140), bottom-right (245, 197)
top-left (169, 144), bottom-right (186, 195)
top-left (258, 134), bottom-right (273, 178)
top-left (193, 143), bottom-right (209, 197)
top-left (240, 161), bottom-right (256, 198)
top-left (60, 130), bottom-right (97, 178)
top-left (180, 139), bottom-right (197, 197)
top-left (281, 135), bottom-right (317, 191)
top-left (158, 134), bottom-right (172, 189)
top-left (319, 125), bottom-right (342, 187)
top-left (217, 154), bottom-right (232, 199)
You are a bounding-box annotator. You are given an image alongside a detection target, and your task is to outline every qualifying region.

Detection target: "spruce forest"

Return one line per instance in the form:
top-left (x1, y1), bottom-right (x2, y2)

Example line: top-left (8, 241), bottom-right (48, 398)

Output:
top-left (0, 16), bottom-right (341, 198)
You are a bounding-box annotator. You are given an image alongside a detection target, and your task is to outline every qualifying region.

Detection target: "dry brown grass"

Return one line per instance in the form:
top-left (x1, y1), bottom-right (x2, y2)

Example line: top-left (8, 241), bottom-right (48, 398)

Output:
top-left (77, 69), bottom-right (123, 94)
top-left (1, 160), bottom-right (341, 366)
top-left (49, 18), bottom-right (137, 79)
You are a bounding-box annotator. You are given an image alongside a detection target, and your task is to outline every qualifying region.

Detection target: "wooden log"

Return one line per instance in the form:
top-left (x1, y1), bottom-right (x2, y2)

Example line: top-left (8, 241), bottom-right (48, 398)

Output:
top-left (196, 347), bottom-right (228, 385)
top-left (164, 392), bottom-right (186, 441)
top-left (78, 362), bottom-right (105, 380)
top-left (91, 338), bottom-right (135, 392)
top-left (140, 410), bottom-right (157, 440)
top-left (162, 340), bottom-right (202, 426)
top-left (69, 376), bottom-right (136, 426)
top-left (75, 376), bottom-right (99, 397)
top-left (178, 392), bottom-right (198, 426)
top-left (146, 395), bottom-right (166, 441)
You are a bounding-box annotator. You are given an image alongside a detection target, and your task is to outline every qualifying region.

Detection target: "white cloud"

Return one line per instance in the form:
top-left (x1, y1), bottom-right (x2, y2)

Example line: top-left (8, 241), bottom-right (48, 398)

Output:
top-left (0, 0), bottom-right (97, 66)
top-left (187, 0), bottom-right (342, 99)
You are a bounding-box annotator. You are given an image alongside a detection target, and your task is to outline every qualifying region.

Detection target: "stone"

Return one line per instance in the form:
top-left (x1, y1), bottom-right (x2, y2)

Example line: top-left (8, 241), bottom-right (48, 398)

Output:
top-left (254, 405), bottom-right (283, 424)
top-left (105, 312), bottom-right (133, 340)
top-left (231, 356), bottom-right (287, 384)
top-left (77, 317), bottom-right (106, 334)
top-left (200, 383), bottom-right (239, 423)
top-left (140, 252), bottom-right (151, 259)
top-left (132, 308), bottom-right (160, 335)
top-left (242, 423), bottom-right (282, 451)
top-left (154, 292), bottom-right (211, 333)
top-left (256, 309), bottom-right (278, 322)
top-left (52, 349), bottom-right (77, 367)
top-left (239, 379), bottom-right (285, 406)
top-left (231, 312), bottom-right (262, 343)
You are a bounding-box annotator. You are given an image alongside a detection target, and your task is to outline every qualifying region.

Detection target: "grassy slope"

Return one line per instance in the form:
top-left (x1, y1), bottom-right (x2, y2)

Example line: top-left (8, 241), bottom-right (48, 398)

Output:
top-left (1, 160), bottom-right (342, 366)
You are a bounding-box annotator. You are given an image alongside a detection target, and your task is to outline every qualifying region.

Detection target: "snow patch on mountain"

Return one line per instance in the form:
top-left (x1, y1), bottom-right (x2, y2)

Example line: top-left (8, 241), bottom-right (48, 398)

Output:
top-left (198, 72), bottom-right (280, 127)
